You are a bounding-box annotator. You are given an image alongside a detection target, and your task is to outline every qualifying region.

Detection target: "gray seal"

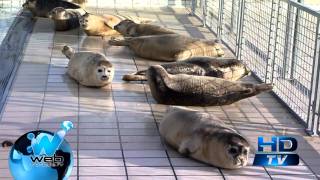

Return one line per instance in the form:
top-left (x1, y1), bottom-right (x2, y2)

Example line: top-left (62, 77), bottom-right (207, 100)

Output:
top-left (122, 57), bottom-right (250, 81)
top-left (62, 45), bottom-right (114, 87)
top-left (22, 0), bottom-right (80, 18)
top-left (48, 7), bottom-right (86, 31)
top-left (109, 34), bottom-right (225, 61)
top-left (160, 106), bottom-right (250, 169)
top-left (147, 65), bottom-right (273, 106)
top-left (114, 19), bottom-right (175, 37)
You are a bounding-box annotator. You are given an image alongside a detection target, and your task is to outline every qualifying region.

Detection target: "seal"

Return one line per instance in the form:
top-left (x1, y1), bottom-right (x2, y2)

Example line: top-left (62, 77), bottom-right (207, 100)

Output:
top-left (114, 19), bottom-right (175, 37)
top-left (48, 7), bottom-right (86, 31)
top-left (147, 65), bottom-right (273, 106)
top-left (62, 45), bottom-right (114, 87)
top-left (22, 0), bottom-right (81, 18)
top-left (122, 57), bottom-right (250, 81)
top-left (160, 106), bottom-right (250, 169)
top-left (109, 34), bottom-right (225, 61)
top-left (79, 13), bottom-right (154, 37)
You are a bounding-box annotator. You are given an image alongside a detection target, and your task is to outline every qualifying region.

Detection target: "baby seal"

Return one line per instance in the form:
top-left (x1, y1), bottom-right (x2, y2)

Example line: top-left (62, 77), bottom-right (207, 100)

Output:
top-left (160, 106), bottom-right (250, 169)
top-left (22, 0), bottom-right (80, 18)
top-left (62, 45), bottom-right (114, 87)
top-left (123, 57), bottom-right (250, 81)
top-left (79, 13), bottom-right (154, 37)
top-left (147, 65), bottom-right (273, 106)
top-left (109, 34), bottom-right (224, 61)
top-left (48, 7), bottom-right (86, 31)
top-left (114, 19), bottom-right (175, 37)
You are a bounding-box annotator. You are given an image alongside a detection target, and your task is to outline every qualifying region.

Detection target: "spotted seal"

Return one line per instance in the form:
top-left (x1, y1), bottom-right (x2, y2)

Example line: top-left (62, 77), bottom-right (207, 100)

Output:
top-left (22, 0), bottom-right (80, 18)
top-left (147, 65), bottom-right (273, 106)
top-left (114, 19), bottom-right (175, 37)
top-left (123, 57), bottom-right (250, 81)
top-left (48, 7), bottom-right (86, 31)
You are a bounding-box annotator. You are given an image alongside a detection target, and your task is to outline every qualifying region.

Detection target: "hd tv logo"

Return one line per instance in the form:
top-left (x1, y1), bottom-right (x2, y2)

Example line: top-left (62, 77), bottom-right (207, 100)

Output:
top-left (253, 136), bottom-right (299, 166)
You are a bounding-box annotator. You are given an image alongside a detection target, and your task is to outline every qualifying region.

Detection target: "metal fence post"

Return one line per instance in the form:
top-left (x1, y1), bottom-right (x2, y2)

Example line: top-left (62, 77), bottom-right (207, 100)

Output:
top-left (282, 2), bottom-right (293, 79)
top-left (265, 0), bottom-right (279, 83)
top-left (201, 0), bottom-right (207, 27)
top-left (216, 0), bottom-right (224, 40)
top-left (307, 18), bottom-right (320, 136)
top-left (191, 0), bottom-right (196, 15)
top-left (288, 0), bottom-right (303, 80)
top-left (230, 0), bottom-right (235, 31)
top-left (236, 0), bottom-right (245, 59)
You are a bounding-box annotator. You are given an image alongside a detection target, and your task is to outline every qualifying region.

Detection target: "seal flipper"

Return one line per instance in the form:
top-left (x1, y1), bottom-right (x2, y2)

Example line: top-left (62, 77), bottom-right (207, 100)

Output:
top-left (108, 37), bottom-right (130, 46)
top-left (239, 83), bottom-right (273, 99)
top-left (178, 137), bottom-right (201, 156)
top-left (122, 70), bottom-right (148, 81)
top-left (62, 45), bottom-right (75, 59)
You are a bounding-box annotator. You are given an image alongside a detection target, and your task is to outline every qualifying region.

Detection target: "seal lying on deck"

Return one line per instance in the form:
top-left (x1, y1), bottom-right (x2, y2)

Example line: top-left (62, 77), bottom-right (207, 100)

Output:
top-left (160, 106), bottom-right (250, 169)
top-left (123, 57), bottom-right (250, 81)
top-left (109, 35), bottom-right (225, 61)
top-left (22, 0), bottom-right (80, 18)
top-left (62, 45), bottom-right (114, 87)
top-left (147, 65), bottom-right (272, 106)
top-left (114, 19), bottom-right (175, 37)
top-left (48, 7), bottom-right (86, 31)
top-left (79, 13), bottom-right (154, 37)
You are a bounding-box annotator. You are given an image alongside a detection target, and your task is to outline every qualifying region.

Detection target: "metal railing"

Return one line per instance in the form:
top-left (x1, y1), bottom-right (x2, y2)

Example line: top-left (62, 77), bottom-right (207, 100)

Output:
top-left (189, 0), bottom-right (320, 135)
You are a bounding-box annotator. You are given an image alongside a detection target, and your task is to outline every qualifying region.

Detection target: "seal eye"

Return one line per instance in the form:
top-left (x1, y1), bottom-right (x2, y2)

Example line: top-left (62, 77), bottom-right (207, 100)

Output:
top-left (98, 69), bottom-right (103, 73)
top-left (229, 147), bottom-right (238, 155)
top-left (107, 70), bottom-right (111, 73)
top-left (243, 149), bottom-right (248, 155)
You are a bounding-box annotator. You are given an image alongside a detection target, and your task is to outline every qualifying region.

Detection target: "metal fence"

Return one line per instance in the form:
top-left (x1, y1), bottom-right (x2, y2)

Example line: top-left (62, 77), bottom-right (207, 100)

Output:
top-left (0, 0), bottom-right (26, 111)
top-left (190, 0), bottom-right (320, 135)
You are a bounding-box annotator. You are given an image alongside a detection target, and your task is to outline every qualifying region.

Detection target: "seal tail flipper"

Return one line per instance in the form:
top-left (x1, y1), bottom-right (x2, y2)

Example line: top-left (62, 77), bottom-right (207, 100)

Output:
top-left (122, 70), bottom-right (148, 81)
top-left (62, 45), bottom-right (75, 59)
top-left (108, 37), bottom-right (129, 46)
top-left (255, 83), bottom-right (273, 93)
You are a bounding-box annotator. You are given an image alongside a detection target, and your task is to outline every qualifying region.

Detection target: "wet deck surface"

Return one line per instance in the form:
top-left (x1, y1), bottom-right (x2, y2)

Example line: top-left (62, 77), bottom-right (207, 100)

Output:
top-left (0, 7), bottom-right (320, 180)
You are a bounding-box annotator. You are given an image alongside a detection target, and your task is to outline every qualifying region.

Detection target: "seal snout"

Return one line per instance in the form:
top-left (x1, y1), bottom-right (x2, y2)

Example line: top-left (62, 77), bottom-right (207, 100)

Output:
top-left (101, 75), bottom-right (109, 81)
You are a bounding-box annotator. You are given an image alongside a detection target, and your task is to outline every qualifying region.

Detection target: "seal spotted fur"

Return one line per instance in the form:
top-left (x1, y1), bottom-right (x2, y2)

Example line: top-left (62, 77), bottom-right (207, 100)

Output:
top-left (147, 65), bottom-right (273, 106)
top-left (22, 0), bottom-right (80, 18)
top-left (114, 19), bottom-right (175, 37)
top-left (48, 7), bottom-right (86, 31)
top-left (123, 57), bottom-right (250, 81)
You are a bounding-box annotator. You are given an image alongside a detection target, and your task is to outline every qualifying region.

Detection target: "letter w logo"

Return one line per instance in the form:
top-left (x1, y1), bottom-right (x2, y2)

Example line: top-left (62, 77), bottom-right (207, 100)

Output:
top-left (30, 134), bottom-right (63, 156)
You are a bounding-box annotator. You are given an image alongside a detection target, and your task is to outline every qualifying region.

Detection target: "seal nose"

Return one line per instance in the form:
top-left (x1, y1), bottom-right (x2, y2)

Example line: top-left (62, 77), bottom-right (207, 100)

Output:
top-left (101, 75), bottom-right (108, 80)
